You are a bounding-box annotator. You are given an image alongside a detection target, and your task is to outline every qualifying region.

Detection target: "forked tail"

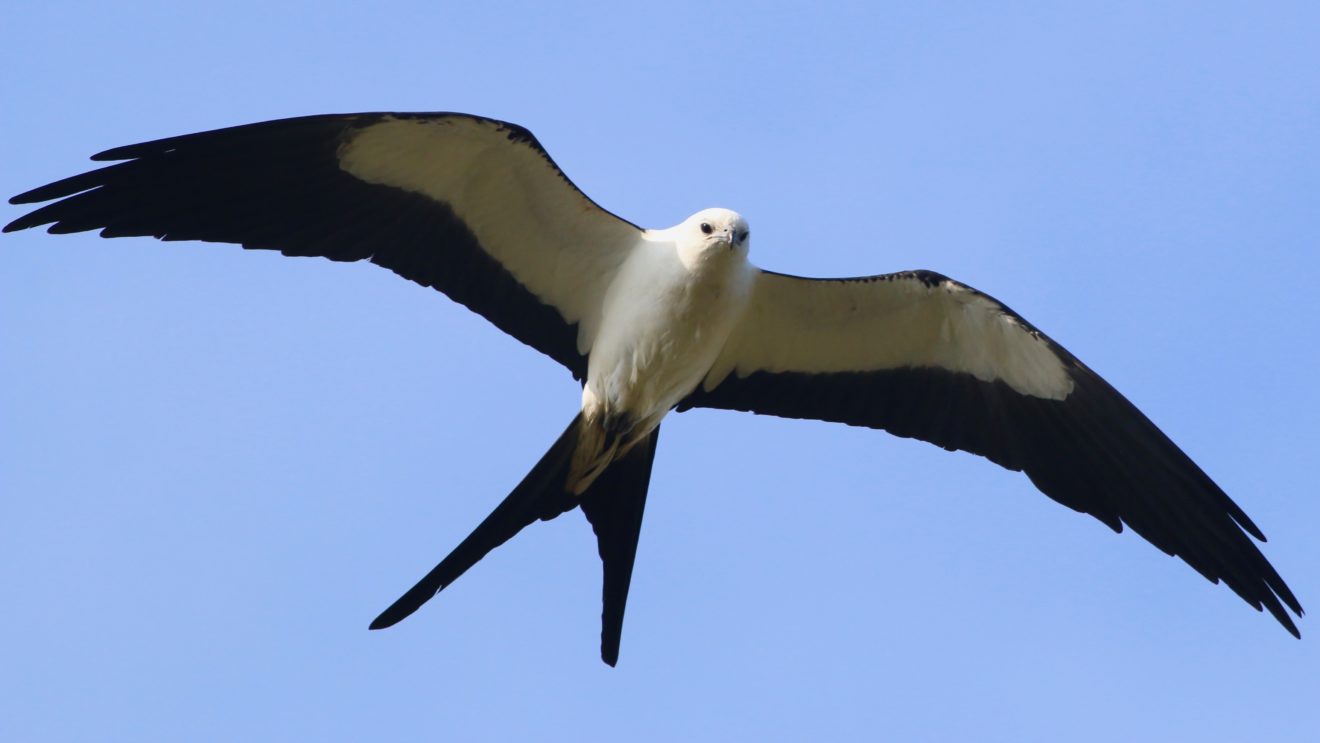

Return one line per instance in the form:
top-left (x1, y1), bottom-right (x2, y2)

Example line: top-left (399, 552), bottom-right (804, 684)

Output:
top-left (369, 414), bottom-right (661, 666)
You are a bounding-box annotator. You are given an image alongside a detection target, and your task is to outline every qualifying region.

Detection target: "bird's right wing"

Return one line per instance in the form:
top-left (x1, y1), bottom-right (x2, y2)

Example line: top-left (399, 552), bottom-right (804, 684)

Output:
top-left (681, 269), bottom-right (1302, 635)
top-left (6, 113), bottom-right (645, 379)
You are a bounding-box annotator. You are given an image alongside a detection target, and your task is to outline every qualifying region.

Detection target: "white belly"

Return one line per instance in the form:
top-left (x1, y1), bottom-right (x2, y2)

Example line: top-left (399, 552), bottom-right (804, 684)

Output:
top-left (582, 242), bottom-right (754, 437)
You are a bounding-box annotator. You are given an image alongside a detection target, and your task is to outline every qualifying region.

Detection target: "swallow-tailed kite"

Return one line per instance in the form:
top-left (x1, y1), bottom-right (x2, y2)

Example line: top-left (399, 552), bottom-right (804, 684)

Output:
top-left (6, 112), bottom-right (1302, 664)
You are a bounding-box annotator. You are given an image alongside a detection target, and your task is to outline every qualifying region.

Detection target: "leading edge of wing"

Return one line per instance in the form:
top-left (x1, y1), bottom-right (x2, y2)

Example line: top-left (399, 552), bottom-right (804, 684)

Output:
top-left (11, 112), bottom-right (642, 233)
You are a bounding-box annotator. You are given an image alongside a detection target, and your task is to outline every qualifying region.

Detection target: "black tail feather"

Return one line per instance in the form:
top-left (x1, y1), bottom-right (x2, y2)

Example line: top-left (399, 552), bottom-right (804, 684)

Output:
top-left (579, 427), bottom-right (661, 666)
top-left (370, 415), bottom-right (663, 667)
top-left (368, 415), bottom-right (582, 631)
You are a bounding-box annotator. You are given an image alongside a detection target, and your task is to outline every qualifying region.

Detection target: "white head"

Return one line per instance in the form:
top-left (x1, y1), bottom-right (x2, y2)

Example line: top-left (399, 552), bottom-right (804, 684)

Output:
top-left (676, 208), bottom-right (750, 257)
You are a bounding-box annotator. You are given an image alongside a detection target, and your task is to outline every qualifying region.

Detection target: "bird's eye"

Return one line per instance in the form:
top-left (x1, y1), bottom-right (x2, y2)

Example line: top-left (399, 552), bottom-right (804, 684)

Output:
top-left (700, 222), bottom-right (713, 235)
top-left (738, 230), bottom-right (749, 243)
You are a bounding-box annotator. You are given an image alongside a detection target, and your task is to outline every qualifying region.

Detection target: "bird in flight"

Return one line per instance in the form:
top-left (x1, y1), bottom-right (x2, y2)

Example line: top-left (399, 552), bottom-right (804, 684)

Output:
top-left (6, 112), bottom-right (1302, 664)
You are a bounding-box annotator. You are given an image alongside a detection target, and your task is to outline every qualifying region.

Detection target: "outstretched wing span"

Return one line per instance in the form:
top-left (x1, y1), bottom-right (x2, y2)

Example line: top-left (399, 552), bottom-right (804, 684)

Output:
top-left (6, 113), bottom-right (644, 378)
top-left (680, 269), bottom-right (1303, 635)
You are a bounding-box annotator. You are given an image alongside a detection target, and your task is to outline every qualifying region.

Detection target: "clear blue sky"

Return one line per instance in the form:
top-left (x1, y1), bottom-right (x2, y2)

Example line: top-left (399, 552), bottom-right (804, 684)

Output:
top-left (3, 2), bottom-right (1318, 741)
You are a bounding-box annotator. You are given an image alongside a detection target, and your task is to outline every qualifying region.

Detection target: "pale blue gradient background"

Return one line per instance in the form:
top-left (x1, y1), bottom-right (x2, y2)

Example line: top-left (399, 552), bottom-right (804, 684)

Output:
top-left (3, 2), bottom-right (1318, 741)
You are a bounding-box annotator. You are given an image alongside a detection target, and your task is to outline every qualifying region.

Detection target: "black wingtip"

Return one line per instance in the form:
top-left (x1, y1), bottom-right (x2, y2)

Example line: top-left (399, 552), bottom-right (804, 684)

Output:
top-left (5, 191), bottom-right (52, 230)
top-left (9, 188), bottom-right (44, 206)
top-left (4, 213), bottom-right (50, 233)
top-left (90, 146), bottom-right (136, 162)
top-left (1275, 607), bottom-right (1302, 640)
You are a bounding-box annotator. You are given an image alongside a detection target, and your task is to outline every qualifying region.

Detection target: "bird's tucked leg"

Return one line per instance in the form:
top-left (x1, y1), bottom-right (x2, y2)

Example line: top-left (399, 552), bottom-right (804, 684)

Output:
top-left (569, 411), bottom-right (641, 495)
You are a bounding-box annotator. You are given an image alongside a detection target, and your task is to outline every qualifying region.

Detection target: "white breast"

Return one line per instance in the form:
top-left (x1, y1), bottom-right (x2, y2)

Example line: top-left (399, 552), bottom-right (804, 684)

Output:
top-left (582, 238), bottom-right (754, 434)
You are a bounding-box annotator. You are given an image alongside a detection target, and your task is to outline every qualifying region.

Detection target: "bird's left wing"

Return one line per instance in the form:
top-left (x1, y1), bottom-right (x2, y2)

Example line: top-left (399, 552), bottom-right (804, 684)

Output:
top-left (679, 269), bottom-right (1303, 635)
top-left (6, 113), bottom-right (644, 378)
